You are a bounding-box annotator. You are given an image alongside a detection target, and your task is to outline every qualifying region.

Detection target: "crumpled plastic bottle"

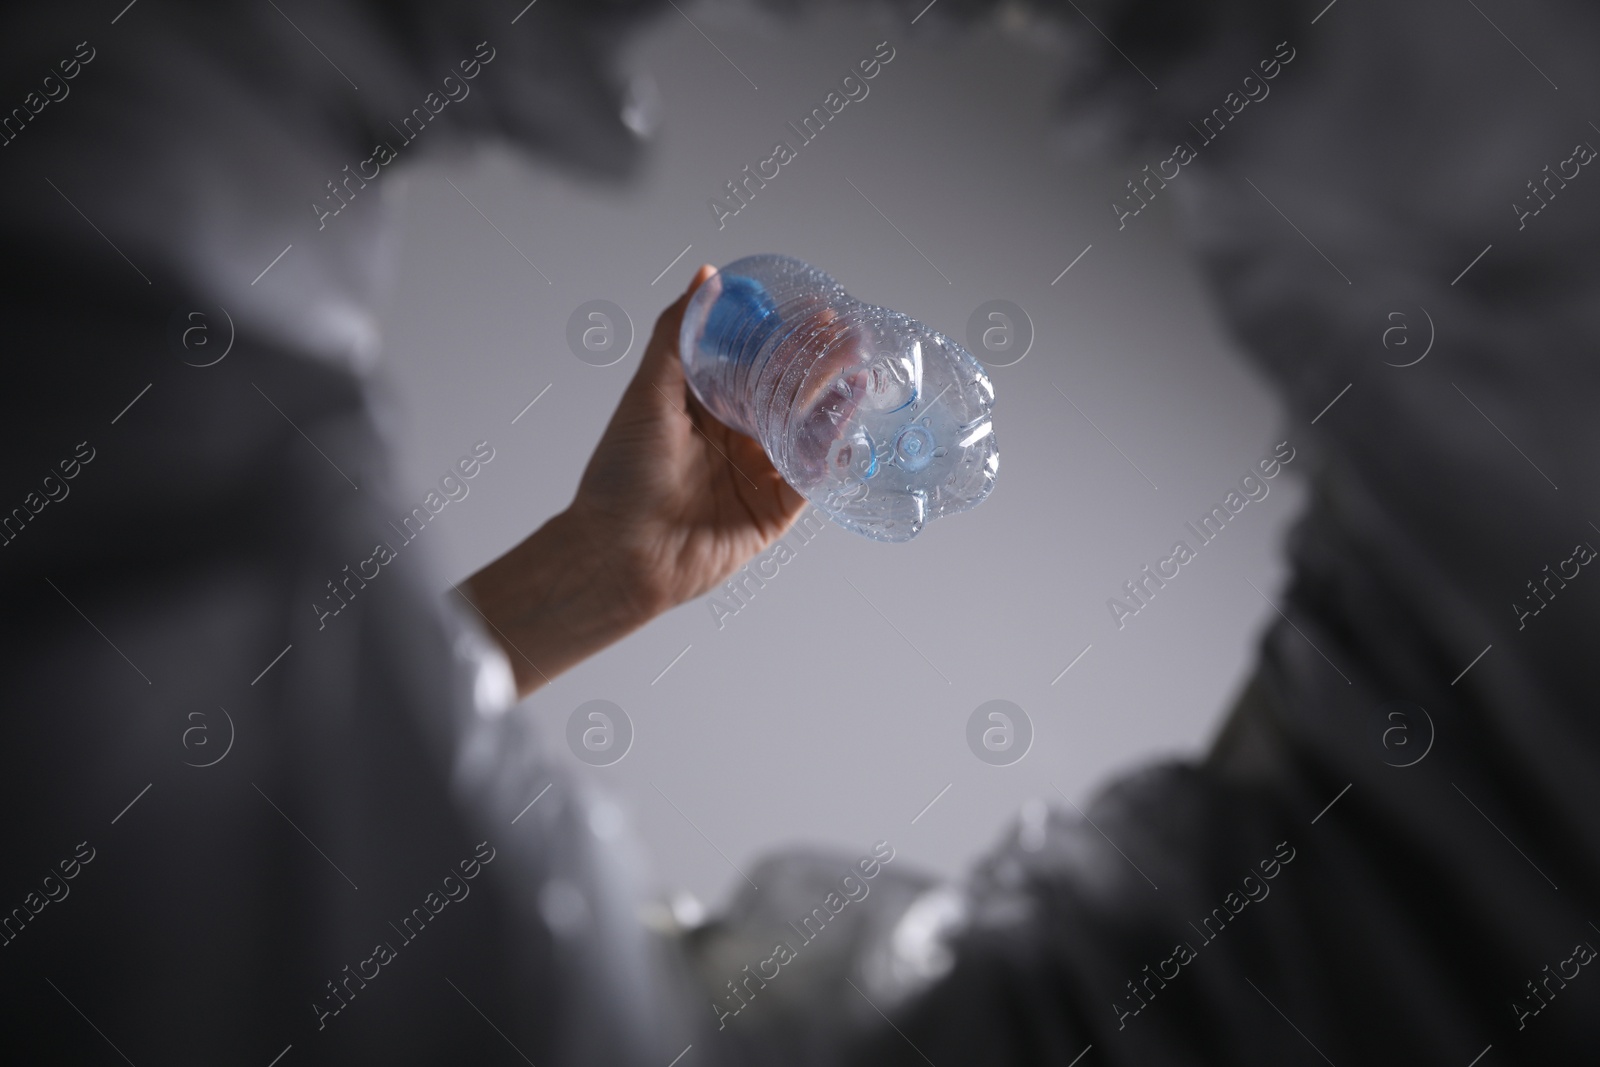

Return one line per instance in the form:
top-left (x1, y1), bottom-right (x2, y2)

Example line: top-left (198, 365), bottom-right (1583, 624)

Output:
top-left (680, 255), bottom-right (998, 542)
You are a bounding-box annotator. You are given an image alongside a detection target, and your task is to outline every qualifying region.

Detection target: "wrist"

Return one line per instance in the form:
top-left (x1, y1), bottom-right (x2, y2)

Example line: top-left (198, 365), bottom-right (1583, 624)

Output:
top-left (552, 501), bottom-right (673, 625)
top-left (464, 505), bottom-right (662, 697)
top-left (560, 495), bottom-right (683, 622)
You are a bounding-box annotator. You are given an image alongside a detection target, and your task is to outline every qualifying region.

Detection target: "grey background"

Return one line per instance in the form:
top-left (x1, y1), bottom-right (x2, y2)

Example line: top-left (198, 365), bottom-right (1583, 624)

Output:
top-left (371, 5), bottom-right (1303, 907)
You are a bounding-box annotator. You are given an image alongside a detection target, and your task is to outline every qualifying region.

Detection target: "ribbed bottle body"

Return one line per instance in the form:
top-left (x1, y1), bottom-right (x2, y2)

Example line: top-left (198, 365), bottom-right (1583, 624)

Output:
top-left (681, 255), bottom-right (997, 542)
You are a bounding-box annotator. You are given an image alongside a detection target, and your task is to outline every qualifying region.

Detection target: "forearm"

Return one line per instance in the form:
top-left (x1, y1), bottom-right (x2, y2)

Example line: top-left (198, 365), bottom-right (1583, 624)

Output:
top-left (463, 506), bottom-right (660, 698)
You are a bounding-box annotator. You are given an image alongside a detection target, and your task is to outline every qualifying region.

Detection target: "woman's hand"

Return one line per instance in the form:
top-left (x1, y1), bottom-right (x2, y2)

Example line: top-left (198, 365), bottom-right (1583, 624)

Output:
top-left (569, 263), bottom-right (807, 617)
top-left (465, 266), bottom-right (807, 698)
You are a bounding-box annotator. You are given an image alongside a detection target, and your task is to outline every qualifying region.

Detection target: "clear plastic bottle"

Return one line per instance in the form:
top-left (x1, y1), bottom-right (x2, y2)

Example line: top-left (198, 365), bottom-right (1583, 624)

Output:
top-left (679, 255), bottom-right (998, 542)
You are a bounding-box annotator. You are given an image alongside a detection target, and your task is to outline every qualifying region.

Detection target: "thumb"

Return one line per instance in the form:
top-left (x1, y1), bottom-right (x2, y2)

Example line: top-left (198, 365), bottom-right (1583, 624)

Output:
top-left (627, 265), bottom-right (717, 412)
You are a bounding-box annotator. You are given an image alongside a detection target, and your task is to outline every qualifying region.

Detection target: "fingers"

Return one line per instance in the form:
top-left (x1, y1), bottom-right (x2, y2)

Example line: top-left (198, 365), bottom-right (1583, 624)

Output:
top-left (655, 265), bottom-right (716, 347)
top-left (634, 264), bottom-right (718, 378)
top-left (619, 268), bottom-right (708, 412)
